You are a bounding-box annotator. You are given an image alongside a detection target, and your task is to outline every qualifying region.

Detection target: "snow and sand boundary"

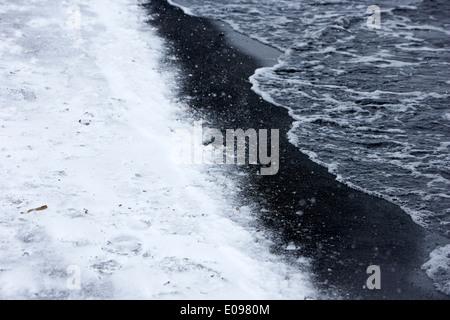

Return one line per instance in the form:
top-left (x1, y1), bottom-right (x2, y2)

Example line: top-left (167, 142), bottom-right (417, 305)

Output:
top-left (0, 0), bottom-right (317, 299)
top-left (149, 0), bottom-right (450, 299)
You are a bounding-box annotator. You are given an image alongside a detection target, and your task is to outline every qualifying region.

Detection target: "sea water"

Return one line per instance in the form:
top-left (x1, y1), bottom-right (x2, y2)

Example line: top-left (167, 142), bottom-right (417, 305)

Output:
top-left (169, 0), bottom-right (450, 241)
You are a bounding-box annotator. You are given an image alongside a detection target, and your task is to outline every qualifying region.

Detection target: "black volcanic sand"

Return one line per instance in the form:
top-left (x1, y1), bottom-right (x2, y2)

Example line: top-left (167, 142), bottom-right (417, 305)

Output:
top-left (144, 0), bottom-right (448, 299)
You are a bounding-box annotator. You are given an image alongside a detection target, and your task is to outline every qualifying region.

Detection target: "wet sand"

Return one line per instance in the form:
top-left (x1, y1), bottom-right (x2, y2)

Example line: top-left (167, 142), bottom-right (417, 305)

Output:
top-left (145, 0), bottom-right (447, 299)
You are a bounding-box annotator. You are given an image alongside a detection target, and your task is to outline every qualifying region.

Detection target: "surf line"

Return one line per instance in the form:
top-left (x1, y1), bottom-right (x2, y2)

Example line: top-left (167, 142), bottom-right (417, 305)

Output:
top-left (170, 120), bottom-right (279, 175)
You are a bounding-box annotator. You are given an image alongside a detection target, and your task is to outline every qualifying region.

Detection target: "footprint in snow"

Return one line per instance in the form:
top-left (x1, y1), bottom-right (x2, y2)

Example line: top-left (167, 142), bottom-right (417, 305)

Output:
top-left (91, 259), bottom-right (122, 275)
top-left (102, 236), bottom-right (142, 256)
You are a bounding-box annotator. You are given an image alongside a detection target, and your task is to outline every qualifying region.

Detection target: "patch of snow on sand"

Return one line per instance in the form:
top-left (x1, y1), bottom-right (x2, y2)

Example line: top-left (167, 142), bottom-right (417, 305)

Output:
top-left (0, 0), bottom-right (316, 299)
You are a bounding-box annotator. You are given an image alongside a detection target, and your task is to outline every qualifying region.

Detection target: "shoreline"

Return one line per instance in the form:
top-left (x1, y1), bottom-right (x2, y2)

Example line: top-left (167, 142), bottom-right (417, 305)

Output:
top-left (146, 0), bottom-right (448, 299)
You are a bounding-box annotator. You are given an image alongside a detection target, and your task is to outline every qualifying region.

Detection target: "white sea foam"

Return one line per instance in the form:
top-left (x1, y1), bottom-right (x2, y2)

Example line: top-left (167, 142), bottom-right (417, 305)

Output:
top-left (422, 245), bottom-right (450, 296)
top-left (167, 0), bottom-right (196, 16)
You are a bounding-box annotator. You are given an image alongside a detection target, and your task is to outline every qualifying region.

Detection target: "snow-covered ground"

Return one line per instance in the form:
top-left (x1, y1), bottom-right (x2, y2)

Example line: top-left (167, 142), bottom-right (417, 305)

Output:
top-left (0, 0), bottom-right (316, 299)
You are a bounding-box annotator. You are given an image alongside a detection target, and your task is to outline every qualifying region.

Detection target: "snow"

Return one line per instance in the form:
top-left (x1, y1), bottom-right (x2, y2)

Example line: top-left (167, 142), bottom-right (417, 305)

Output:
top-left (0, 0), bottom-right (316, 299)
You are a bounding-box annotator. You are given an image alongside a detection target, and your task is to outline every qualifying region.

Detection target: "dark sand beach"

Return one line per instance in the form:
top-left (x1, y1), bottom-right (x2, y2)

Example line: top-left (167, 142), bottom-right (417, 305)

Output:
top-left (145, 0), bottom-right (448, 299)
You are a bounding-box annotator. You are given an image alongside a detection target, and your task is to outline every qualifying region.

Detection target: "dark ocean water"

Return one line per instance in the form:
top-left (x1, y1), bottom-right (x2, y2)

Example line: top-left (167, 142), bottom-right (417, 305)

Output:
top-left (169, 0), bottom-right (450, 239)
